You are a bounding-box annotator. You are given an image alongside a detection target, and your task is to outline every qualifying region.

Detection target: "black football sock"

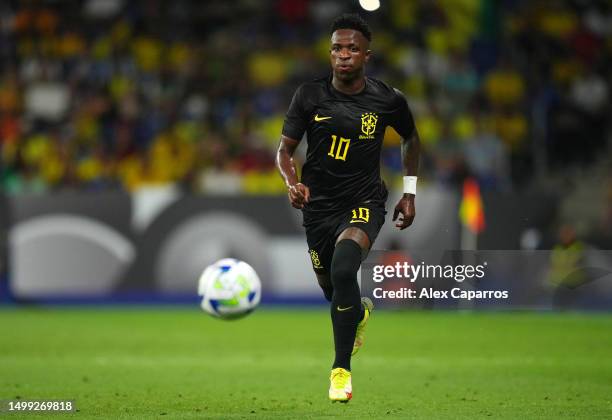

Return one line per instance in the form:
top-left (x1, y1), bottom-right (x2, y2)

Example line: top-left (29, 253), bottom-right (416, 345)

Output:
top-left (330, 239), bottom-right (363, 371)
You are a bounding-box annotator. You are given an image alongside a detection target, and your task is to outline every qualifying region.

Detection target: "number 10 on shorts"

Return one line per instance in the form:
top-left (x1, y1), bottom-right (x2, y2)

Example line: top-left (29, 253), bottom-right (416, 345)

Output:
top-left (350, 207), bottom-right (369, 223)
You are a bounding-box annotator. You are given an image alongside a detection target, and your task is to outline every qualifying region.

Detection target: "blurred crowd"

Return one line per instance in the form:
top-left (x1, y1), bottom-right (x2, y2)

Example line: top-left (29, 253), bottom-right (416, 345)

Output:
top-left (1, 0), bottom-right (611, 195)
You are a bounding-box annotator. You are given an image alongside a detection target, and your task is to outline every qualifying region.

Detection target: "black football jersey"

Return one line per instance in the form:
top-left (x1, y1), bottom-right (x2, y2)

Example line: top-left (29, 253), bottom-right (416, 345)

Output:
top-left (282, 75), bottom-right (415, 215)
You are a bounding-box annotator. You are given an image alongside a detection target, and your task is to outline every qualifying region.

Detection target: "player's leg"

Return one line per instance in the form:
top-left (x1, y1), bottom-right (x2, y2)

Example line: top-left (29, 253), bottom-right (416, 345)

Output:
top-left (316, 273), bottom-right (333, 302)
top-left (338, 228), bottom-right (374, 356)
top-left (330, 227), bottom-right (369, 370)
top-left (304, 219), bottom-right (335, 302)
top-left (329, 205), bottom-right (385, 402)
top-left (308, 247), bottom-right (334, 302)
top-left (328, 227), bottom-right (368, 402)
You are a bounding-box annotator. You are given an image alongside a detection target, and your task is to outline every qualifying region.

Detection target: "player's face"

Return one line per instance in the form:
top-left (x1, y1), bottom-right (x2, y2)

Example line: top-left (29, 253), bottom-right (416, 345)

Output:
top-left (330, 29), bottom-right (371, 81)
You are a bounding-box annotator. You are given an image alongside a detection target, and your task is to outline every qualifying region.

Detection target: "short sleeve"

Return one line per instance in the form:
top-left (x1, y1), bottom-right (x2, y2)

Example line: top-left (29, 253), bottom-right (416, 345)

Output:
top-left (389, 88), bottom-right (415, 139)
top-left (282, 85), bottom-right (309, 141)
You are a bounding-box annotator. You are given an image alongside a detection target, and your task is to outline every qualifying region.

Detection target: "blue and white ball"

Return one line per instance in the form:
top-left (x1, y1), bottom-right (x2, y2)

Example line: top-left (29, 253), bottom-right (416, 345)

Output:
top-left (198, 258), bottom-right (261, 319)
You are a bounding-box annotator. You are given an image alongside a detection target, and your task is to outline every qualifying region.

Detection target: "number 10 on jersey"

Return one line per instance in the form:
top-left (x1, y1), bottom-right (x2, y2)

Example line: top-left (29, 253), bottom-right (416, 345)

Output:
top-left (328, 135), bottom-right (350, 161)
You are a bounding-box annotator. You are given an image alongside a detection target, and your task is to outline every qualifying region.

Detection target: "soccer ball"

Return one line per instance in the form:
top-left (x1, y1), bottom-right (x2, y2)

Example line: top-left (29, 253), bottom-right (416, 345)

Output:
top-left (198, 258), bottom-right (261, 319)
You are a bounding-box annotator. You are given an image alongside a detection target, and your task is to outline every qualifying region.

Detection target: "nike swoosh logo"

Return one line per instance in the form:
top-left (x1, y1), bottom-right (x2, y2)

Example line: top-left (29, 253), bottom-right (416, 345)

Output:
top-left (337, 306), bottom-right (353, 311)
top-left (314, 114), bottom-right (332, 122)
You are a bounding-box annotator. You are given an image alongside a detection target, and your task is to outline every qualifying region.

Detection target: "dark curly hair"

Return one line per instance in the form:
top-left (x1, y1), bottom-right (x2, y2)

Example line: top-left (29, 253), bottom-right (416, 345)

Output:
top-left (331, 13), bottom-right (372, 42)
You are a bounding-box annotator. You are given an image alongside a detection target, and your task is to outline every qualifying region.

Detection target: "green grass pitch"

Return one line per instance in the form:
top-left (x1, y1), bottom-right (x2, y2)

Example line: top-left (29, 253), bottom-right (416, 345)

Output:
top-left (1, 307), bottom-right (611, 419)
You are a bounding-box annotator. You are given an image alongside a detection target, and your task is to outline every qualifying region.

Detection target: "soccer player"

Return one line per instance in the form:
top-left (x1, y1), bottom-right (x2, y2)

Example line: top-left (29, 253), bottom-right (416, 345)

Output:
top-left (275, 14), bottom-right (420, 402)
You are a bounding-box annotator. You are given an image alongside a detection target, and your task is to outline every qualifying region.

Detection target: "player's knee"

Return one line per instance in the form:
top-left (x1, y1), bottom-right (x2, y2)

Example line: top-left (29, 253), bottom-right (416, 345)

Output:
top-left (330, 239), bottom-right (362, 289)
top-left (331, 265), bottom-right (354, 287)
top-left (336, 227), bottom-right (371, 250)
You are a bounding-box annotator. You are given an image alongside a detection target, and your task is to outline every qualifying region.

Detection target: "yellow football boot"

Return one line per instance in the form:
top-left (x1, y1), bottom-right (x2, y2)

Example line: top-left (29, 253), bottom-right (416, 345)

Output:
top-left (352, 297), bottom-right (373, 356)
top-left (329, 367), bottom-right (352, 402)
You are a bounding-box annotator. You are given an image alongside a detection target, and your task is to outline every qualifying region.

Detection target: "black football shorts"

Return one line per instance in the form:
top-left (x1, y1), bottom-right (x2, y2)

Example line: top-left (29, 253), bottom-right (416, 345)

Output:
top-left (303, 203), bottom-right (386, 274)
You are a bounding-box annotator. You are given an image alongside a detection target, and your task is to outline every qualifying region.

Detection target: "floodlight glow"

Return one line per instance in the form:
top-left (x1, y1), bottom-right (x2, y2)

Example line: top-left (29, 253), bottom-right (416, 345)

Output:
top-left (359, 0), bottom-right (380, 12)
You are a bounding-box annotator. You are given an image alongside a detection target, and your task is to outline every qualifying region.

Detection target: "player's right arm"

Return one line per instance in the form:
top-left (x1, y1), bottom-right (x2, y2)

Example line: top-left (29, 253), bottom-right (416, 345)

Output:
top-left (276, 135), bottom-right (310, 209)
top-left (277, 84), bottom-right (311, 209)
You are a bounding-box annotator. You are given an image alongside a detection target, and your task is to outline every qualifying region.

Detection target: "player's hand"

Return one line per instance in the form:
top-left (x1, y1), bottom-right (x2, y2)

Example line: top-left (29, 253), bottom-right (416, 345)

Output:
top-left (287, 183), bottom-right (310, 209)
top-left (393, 194), bottom-right (415, 230)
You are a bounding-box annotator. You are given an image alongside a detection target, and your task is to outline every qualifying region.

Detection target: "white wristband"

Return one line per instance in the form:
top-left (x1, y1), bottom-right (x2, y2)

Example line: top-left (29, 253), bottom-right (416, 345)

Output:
top-left (403, 176), bottom-right (417, 195)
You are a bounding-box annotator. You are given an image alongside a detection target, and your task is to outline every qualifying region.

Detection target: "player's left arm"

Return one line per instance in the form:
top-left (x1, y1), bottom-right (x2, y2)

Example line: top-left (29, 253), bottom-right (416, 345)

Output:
top-left (393, 127), bottom-right (421, 230)
top-left (390, 88), bottom-right (420, 230)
